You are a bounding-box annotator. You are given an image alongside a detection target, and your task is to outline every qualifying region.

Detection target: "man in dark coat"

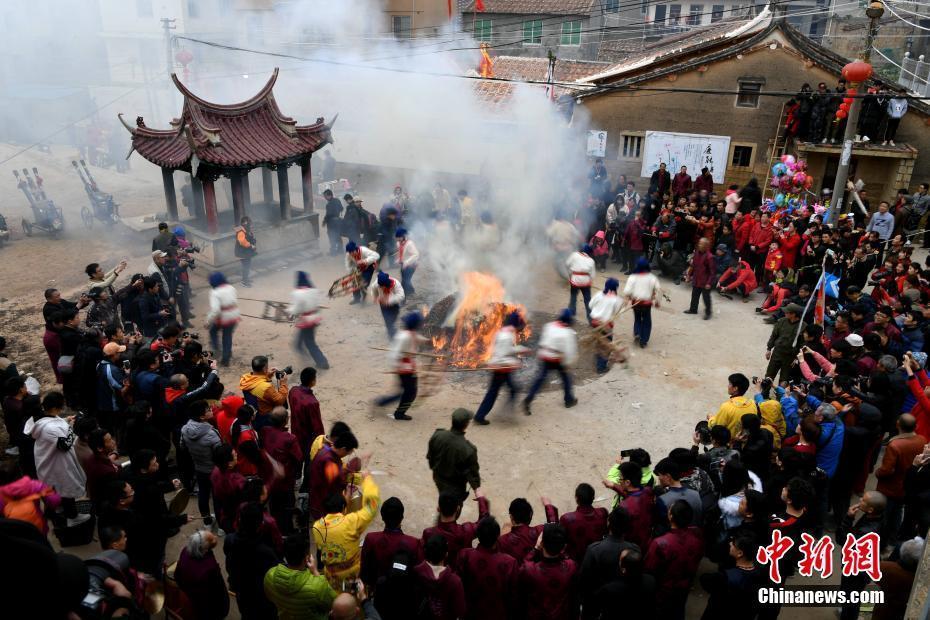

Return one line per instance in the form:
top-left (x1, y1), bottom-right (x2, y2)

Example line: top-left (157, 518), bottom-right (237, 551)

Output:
top-left (426, 408), bottom-right (481, 500)
top-left (649, 162), bottom-right (671, 196)
top-left (685, 237), bottom-right (716, 319)
top-left (360, 497), bottom-right (423, 587)
top-left (322, 189), bottom-right (344, 256)
top-left (765, 303), bottom-right (806, 382)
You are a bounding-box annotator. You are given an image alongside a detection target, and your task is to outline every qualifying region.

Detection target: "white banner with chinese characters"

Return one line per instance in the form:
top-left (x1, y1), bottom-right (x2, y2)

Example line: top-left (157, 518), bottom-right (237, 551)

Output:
top-left (641, 131), bottom-right (731, 184)
top-left (586, 130), bottom-right (608, 158)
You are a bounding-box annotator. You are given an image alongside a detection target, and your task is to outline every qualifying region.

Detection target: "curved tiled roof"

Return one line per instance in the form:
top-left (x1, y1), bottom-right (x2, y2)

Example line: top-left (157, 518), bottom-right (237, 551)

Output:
top-left (125, 68), bottom-right (334, 171)
top-left (464, 0), bottom-right (595, 15)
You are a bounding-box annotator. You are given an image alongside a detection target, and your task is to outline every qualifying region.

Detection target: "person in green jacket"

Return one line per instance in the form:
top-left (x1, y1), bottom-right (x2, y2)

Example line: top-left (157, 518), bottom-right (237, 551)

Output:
top-left (264, 533), bottom-right (338, 620)
top-left (426, 408), bottom-right (482, 501)
top-left (765, 303), bottom-right (806, 382)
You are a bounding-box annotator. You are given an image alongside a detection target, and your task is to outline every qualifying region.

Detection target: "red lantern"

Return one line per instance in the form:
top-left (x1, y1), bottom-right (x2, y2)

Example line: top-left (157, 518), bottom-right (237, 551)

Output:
top-left (846, 88), bottom-right (857, 96)
top-left (175, 48), bottom-right (194, 67)
top-left (843, 97), bottom-right (854, 105)
top-left (840, 102), bottom-right (850, 112)
top-left (836, 110), bottom-right (848, 120)
top-left (842, 60), bottom-right (872, 83)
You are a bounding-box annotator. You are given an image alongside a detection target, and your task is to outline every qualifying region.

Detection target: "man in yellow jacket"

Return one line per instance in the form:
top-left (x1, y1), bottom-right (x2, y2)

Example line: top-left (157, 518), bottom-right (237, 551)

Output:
top-left (312, 473), bottom-right (380, 588)
top-left (240, 355), bottom-right (288, 424)
top-left (707, 373), bottom-right (757, 437)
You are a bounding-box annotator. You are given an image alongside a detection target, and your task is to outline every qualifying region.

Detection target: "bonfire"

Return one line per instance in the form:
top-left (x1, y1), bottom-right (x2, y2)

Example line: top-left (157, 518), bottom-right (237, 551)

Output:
top-left (431, 272), bottom-right (530, 368)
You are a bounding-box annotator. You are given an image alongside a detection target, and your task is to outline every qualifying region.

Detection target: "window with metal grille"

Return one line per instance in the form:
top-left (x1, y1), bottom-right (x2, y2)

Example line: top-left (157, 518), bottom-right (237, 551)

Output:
top-left (669, 4), bottom-right (682, 25)
top-left (641, 0), bottom-right (649, 14)
top-left (731, 145), bottom-right (753, 168)
top-left (687, 4), bottom-right (702, 25)
top-left (392, 15), bottom-right (412, 39)
top-left (655, 4), bottom-right (667, 24)
top-left (475, 18), bottom-right (492, 42)
top-left (605, 0), bottom-right (620, 12)
top-left (621, 134), bottom-right (643, 159)
top-left (736, 80), bottom-right (763, 107)
top-left (711, 5), bottom-right (724, 22)
top-left (561, 20), bottom-right (581, 45)
top-left (523, 19), bottom-right (543, 44)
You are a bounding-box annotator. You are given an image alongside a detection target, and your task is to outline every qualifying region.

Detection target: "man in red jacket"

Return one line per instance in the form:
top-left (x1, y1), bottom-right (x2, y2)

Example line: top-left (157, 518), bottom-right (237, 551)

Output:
top-left (456, 517), bottom-right (518, 620)
top-left (644, 500), bottom-right (704, 620)
top-left (671, 165), bottom-right (692, 202)
top-left (421, 490), bottom-right (490, 564)
top-left (717, 259), bottom-right (758, 299)
top-left (684, 237), bottom-right (716, 319)
top-left (497, 497), bottom-right (559, 564)
top-left (307, 430), bottom-right (358, 520)
top-left (287, 367), bottom-right (324, 457)
top-left (778, 221), bottom-right (802, 272)
top-left (734, 211), bottom-right (756, 256)
top-left (359, 496), bottom-right (422, 586)
top-left (555, 483), bottom-right (608, 562)
top-left (694, 167), bottom-right (714, 194)
top-left (414, 535), bottom-right (466, 619)
top-left (518, 523), bottom-right (579, 620)
top-left (748, 213), bottom-right (774, 282)
top-left (260, 407), bottom-right (304, 533)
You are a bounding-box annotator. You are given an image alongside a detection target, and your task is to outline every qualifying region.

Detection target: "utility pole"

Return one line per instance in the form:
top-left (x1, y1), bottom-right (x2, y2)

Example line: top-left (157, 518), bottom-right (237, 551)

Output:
top-left (828, 1), bottom-right (884, 225)
top-left (161, 17), bottom-right (176, 76)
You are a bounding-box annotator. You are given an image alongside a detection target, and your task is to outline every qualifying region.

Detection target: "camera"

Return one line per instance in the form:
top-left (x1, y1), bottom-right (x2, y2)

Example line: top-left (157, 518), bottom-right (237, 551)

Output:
top-left (619, 449), bottom-right (633, 458)
top-left (182, 331), bottom-right (200, 340)
top-left (275, 365), bottom-right (293, 379)
top-left (122, 360), bottom-right (131, 372)
top-left (79, 550), bottom-right (133, 619)
top-left (695, 420), bottom-right (712, 445)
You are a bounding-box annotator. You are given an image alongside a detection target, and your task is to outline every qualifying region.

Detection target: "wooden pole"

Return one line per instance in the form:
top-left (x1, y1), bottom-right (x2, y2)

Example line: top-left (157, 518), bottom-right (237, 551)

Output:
top-left (190, 176), bottom-right (205, 220)
top-left (300, 157), bottom-right (313, 212)
top-left (231, 171), bottom-right (245, 224)
top-left (277, 166), bottom-right (291, 220)
top-left (161, 168), bottom-right (178, 220)
top-left (261, 167), bottom-right (274, 205)
top-left (202, 179), bottom-right (218, 234)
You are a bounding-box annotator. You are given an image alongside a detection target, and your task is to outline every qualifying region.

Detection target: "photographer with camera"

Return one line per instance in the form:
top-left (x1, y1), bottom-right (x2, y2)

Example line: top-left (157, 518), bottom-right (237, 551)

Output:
top-left (136, 276), bottom-right (170, 338)
top-left (131, 350), bottom-right (171, 427)
top-left (176, 338), bottom-right (212, 390)
top-left (165, 247), bottom-right (194, 329)
top-left (239, 355), bottom-right (289, 429)
top-left (96, 342), bottom-right (131, 433)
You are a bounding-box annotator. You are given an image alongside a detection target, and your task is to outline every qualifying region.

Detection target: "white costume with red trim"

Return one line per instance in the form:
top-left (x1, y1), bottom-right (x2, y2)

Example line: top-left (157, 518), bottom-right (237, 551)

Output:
top-left (388, 329), bottom-right (418, 374)
top-left (565, 251), bottom-right (595, 288)
top-left (487, 326), bottom-right (529, 371)
top-left (206, 284), bottom-right (241, 327)
top-left (288, 286), bottom-right (323, 329)
top-left (588, 291), bottom-right (623, 328)
top-left (397, 239), bottom-right (419, 269)
top-left (345, 246), bottom-right (380, 273)
top-left (536, 321), bottom-right (577, 365)
top-left (368, 277), bottom-right (405, 307)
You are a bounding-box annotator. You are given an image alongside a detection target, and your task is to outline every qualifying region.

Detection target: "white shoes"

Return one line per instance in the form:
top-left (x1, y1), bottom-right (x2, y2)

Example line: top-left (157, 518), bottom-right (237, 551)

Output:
top-left (66, 514), bottom-right (91, 527)
top-left (889, 140), bottom-right (896, 146)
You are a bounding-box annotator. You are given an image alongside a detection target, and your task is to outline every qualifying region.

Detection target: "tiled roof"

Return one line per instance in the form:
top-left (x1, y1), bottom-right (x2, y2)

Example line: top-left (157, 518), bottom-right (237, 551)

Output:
top-left (492, 56), bottom-right (608, 82)
top-left (596, 38), bottom-right (646, 63)
top-left (127, 69), bottom-right (332, 170)
top-left (582, 9), bottom-right (773, 83)
top-left (464, 0), bottom-right (595, 15)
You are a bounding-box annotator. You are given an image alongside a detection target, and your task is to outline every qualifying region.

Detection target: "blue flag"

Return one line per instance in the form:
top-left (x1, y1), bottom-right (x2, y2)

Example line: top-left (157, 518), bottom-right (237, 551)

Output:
top-left (823, 272), bottom-right (841, 299)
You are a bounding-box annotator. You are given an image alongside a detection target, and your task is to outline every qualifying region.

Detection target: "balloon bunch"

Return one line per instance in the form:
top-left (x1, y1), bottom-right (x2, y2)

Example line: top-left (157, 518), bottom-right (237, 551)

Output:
top-left (836, 88), bottom-right (856, 121)
top-left (770, 153), bottom-right (813, 197)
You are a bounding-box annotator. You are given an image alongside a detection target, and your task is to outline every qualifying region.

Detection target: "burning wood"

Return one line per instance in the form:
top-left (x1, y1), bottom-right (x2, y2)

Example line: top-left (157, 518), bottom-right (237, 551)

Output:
top-left (428, 272), bottom-right (530, 368)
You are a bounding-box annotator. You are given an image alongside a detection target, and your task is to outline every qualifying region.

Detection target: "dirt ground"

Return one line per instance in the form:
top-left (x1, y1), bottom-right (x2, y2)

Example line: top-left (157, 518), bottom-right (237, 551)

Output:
top-left (0, 145), bottom-right (864, 618)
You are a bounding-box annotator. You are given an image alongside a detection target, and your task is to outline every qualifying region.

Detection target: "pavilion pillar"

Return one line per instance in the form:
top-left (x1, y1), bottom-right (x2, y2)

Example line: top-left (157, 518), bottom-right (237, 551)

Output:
top-left (300, 157), bottom-right (313, 212)
top-left (203, 179), bottom-right (219, 234)
top-left (231, 171), bottom-right (245, 224)
top-left (277, 166), bottom-right (291, 220)
top-left (190, 176), bottom-right (205, 220)
top-left (242, 170), bottom-right (252, 213)
top-left (161, 168), bottom-right (178, 220)
top-left (261, 167), bottom-right (274, 205)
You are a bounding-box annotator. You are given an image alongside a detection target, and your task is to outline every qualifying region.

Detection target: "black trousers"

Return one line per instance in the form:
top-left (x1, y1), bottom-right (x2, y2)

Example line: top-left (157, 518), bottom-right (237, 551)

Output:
top-left (689, 286), bottom-right (712, 316)
top-left (475, 371), bottom-right (518, 421)
top-left (195, 471), bottom-right (214, 524)
top-left (377, 373), bottom-right (417, 418)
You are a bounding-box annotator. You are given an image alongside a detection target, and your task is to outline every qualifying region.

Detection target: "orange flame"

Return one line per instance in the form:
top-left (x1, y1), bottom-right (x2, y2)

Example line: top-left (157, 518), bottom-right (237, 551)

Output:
top-left (432, 272), bottom-right (530, 368)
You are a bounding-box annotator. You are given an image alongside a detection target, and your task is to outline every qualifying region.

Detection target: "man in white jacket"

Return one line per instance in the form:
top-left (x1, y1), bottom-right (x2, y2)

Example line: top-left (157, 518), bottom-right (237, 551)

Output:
top-left (588, 278), bottom-right (624, 373)
top-left (288, 271), bottom-right (329, 369)
top-left (623, 257), bottom-right (661, 348)
top-left (523, 309), bottom-right (578, 415)
top-left (205, 271), bottom-right (240, 367)
top-left (25, 391), bottom-right (90, 526)
top-left (369, 271), bottom-right (406, 339)
top-left (375, 312), bottom-right (423, 421)
top-left (345, 241), bottom-right (380, 305)
top-left (566, 244), bottom-right (596, 321)
top-left (395, 228), bottom-right (420, 296)
top-left (474, 311), bottom-right (530, 425)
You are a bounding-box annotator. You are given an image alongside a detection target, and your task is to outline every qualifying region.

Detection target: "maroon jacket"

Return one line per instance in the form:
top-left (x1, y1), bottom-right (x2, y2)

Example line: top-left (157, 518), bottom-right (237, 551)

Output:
top-left (287, 385), bottom-right (323, 456)
top-left (43, 328), bottom-right (62, 383)
top-left (621, 487), bottom-right (655, 551)
top-left (644, 526), bottom-right (704, 597)
top-left (672, 172), bottom-right (692, 197)
top-left (260, 426), bottom-right (303, 492)
top-left (456, 545), bottom-right (517, 620)
top-left (623, 219), bottom-right (646, 252)
top-left (360, 529), bottom-right (423, 586)
top-left (690, 250), bottom-right (717, 289)
top-left (421, 496), bottom-right (490, 563)
top-left (559, 505), bottom-right (608, 562)
top-left (497, 504), bottom-right (559, 564)
top-left (210, 466), bottom-right (246, 531)
top-left (308, 445), bottom-right (345, 520)
top-left (518, 553), bottom-right (579, 620)
top-left (84, 454), bottom-right (119, 504)
top-left (694, 173), bottom-right (714, 194)
top-left (413, 562), bottom-right (466, 620)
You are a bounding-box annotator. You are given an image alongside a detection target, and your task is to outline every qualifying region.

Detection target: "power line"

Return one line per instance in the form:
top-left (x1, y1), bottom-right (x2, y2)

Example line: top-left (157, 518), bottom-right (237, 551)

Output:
top-left (882, 0), bottom-right (930, 31)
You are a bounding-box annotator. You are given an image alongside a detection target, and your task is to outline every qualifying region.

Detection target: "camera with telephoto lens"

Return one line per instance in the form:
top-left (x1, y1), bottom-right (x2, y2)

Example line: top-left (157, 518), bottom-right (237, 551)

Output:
top-left (275, 365), bottom-right (293, 379)
top-left (182, 331), bottom-right (200, 341)
top-left (78, 550), bottom-right (135, 619)
top-left (695, 420), bottom-right (712, 445)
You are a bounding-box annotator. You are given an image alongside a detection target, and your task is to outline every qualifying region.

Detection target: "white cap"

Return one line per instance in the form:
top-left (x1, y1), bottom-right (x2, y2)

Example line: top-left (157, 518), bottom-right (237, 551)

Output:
top-left (845, 333), bottom-right (864, 347)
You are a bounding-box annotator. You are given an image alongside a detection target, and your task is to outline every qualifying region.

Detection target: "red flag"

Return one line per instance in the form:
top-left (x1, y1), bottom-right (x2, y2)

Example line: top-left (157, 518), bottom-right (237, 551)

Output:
top-left (476, 0), bottom-right (486, 10)
top-left (448, 0), bottom-right (454, 19)
top-left (814, 274), bottom-right (825, 327)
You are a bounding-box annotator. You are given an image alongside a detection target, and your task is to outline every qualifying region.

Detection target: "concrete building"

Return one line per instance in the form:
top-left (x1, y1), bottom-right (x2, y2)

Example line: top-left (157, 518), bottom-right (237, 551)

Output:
top-left (462, 0), bottom-right (606, 61)
top-left (385, 0), bottom-right (452, 38)
top-left (573, 6), bottom-right (929, 203)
